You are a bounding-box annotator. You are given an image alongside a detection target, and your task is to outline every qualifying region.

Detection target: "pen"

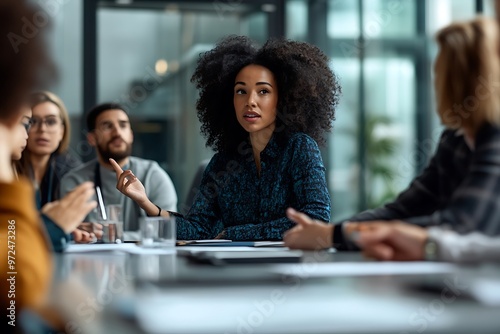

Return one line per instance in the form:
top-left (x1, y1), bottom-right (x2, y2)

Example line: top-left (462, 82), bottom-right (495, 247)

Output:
top-left (96, 186), bottom-right (107, 220)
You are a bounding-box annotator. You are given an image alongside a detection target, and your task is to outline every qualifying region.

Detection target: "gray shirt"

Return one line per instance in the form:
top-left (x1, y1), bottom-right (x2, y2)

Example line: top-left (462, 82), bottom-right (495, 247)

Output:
top-left (429, 227), bottom-right (500, 263)
top-left (60, 157), bottom-right (177, 238)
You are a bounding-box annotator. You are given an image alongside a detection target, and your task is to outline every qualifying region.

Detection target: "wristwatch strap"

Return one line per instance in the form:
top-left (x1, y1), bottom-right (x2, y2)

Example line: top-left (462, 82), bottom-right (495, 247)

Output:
top-left (424, 237), bottom-right (439, 261)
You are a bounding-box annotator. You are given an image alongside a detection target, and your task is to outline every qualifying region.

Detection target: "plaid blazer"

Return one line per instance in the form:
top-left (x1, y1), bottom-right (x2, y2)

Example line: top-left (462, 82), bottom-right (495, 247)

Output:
top-left (335, 123), bottom-right (500, 249)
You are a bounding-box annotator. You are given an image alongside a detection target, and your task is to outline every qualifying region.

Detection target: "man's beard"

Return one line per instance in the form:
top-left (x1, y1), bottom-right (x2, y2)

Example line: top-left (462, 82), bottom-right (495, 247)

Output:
top-left (97, 138), bottom-right (132, 162)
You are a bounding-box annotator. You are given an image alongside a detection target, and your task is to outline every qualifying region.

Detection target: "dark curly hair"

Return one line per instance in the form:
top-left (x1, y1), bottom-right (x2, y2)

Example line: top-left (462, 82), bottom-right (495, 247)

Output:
top-left (191, 35), bottom-right (341, 154)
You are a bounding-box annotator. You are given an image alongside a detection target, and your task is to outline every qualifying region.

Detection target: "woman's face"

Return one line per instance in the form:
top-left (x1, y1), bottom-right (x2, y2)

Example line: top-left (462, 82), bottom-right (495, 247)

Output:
top-left (233, 64), bottom-right (278, 136)
top-left (12, 107), bottom-right (32, 161)
top-left (27, 101), bottom-right (64, 156)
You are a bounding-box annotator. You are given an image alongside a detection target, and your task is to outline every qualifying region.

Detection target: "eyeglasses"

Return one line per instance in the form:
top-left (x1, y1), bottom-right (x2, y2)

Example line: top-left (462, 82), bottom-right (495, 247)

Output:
top-left (30, 116), bottom-right (63, 131)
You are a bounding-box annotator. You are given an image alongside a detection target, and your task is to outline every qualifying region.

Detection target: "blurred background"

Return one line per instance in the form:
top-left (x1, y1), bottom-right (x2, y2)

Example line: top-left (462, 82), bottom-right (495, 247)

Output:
top-left (41, 0), bottom-right (496, 220)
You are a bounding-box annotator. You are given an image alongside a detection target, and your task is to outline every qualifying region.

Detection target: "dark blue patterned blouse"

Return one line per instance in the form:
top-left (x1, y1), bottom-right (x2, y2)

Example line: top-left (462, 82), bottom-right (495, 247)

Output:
top-left (176, 132), bottom-right (331, 240)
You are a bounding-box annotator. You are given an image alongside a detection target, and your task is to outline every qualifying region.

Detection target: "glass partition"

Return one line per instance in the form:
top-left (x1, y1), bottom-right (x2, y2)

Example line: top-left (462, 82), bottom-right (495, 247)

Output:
top-left (321, 0), bottom-right (481, 219)
top-left (97, 3), bottom-right (268, 210)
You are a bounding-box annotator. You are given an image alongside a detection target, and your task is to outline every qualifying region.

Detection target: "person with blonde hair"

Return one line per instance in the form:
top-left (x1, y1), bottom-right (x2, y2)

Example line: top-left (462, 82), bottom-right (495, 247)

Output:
top-left (284, 17), bottom-right (500, 263)
top-left (14, 91), bottom-right (96, 250)
top-left (19, 91), bottom-right (81, 207)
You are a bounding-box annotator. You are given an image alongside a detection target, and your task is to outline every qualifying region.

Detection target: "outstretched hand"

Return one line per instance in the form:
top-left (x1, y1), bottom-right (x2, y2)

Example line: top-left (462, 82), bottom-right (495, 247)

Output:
top-left (283, 208), bottom-right (333, 250)
top-left (109, 158), bottom-right (148, 204)
top-left (71, 222), bottom-right (103, 243)
top-left (72, 229), bottom-right (94, 244)
top-left (42, 182), bottom-right (97, 234)
top-left (354, 221), bottom-right (428, 261)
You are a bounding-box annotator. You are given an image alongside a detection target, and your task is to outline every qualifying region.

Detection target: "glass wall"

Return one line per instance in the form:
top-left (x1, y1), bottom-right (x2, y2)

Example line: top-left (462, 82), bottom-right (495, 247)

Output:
top-left (97, 2), bottom-right (268, 212)
top-left (296, 0), bottom-right (481, 220)
top-left (37, 0), bottom-right (85, 162)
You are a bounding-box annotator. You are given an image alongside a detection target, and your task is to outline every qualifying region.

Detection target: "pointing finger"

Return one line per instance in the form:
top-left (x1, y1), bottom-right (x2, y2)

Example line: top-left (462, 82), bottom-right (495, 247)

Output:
top-left (109, 158), bottom-right (124, 176)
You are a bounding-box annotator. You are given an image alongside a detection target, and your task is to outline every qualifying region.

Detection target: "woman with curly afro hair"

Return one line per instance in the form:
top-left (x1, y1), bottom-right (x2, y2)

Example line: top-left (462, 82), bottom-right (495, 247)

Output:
top-left (111, 35), bottom-right (341, 241)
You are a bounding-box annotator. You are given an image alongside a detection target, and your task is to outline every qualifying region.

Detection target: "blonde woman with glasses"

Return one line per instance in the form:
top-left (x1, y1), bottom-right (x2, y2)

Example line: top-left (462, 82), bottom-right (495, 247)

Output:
top-left (18, 91), bottom-right (82, 208)
top-left (13, 92), bottom-right (97, 250)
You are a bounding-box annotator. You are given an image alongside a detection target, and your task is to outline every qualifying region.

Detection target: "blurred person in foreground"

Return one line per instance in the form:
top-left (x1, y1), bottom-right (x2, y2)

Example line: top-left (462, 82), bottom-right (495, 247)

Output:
top-left (0, 1), bottom-right (96, 332)
top-left (284, 17), bottom-right (500, 263)
top-left (0, 1), bottom-right (53, 327)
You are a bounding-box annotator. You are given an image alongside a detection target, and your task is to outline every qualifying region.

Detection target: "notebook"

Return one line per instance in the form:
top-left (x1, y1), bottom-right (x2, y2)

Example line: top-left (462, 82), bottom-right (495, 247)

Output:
top-left (176, 240), bottom-right (285, 247)
top-left (186, 250), bottom-right (302, 265)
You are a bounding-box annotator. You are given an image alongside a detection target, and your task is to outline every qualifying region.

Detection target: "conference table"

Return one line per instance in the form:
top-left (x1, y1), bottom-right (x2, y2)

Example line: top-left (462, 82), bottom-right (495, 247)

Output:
top-left (51, 245), bottom-right (500, 334)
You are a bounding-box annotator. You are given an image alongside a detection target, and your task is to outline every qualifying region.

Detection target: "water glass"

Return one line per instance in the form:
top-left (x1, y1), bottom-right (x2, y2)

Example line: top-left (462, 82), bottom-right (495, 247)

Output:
top-left (139, 217), bottom-right (176, 248)
top-left (93, 204), bottom-right (124, 243)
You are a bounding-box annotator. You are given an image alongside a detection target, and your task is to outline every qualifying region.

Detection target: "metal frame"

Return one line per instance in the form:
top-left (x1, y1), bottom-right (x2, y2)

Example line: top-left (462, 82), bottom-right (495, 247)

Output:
top-left (476, 0), bottom-right (484, 13)
top-left (414, 0), bottom-right (431, 175)
top-left (83, 0), bottom-right (98, 119)
top-left (324, 0), bottom-right (432, 211)
top-left (82, 0), bottom-right (286, 117)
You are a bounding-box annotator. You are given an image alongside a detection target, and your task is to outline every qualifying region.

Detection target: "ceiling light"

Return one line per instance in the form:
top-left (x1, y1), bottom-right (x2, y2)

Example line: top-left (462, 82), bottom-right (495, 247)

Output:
top-left (155, 59), bottom-right (168, 75)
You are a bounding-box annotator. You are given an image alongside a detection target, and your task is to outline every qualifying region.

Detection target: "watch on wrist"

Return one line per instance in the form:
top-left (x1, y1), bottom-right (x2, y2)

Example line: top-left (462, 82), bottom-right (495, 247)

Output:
top-left (424, 237), bottom-right (439, 261)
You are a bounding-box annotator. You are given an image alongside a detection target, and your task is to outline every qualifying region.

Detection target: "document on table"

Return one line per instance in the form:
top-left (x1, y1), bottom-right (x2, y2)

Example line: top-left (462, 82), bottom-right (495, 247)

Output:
top-left (176, 240), bottom-right (285, 247)
top-left (176, 239), bottom-right (232, 245)
top-left (270, 262), bottom-right (457, 278)
top-left (66, 243), bottom-right (176, 255)
top-left (176, 246), bottom-right (291, 255)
